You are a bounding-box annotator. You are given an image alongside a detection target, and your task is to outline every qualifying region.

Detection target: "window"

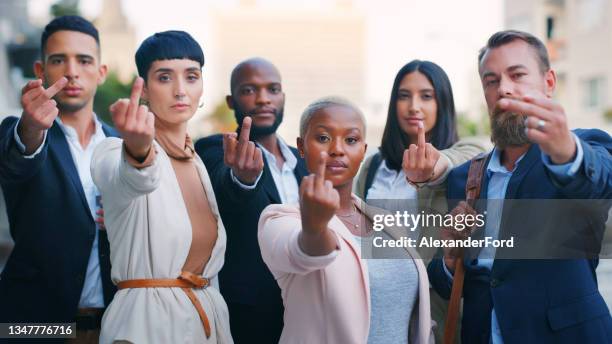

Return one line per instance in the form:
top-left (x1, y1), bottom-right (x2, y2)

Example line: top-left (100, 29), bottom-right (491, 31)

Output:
top-left (582, 77), bottom-right (606, 109)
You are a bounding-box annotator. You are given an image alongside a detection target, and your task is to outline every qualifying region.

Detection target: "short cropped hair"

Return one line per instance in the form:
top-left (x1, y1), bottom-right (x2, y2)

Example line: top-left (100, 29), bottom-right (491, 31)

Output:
top-left (135, 30), bottom-right (205, 81)
top-left (478, 30), bottom-right (550, 74)
top-left (299, 96), bottom-right (366, 138)
top-left (41, 15), bottom-right (99, 59)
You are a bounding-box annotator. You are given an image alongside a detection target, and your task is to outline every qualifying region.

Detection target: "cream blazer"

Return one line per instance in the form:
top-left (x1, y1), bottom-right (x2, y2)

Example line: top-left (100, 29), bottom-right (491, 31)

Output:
top-left (258, 195), bottom-right (434, 344)
top-left (91, 138), bottom-right (232, 344)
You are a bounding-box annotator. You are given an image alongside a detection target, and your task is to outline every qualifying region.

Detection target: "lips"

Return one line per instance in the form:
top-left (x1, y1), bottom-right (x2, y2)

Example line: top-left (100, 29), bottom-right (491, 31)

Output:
top-left (63, 87), bottom-right (82, 96)
top-left (251, 108), bottom-right (276, 117)
top-left (172, 103), bottom-right (190, 110)
top-left (403, 117), bottom-right (423, 125)
top-left (326, 160), bottom-right (348, 173)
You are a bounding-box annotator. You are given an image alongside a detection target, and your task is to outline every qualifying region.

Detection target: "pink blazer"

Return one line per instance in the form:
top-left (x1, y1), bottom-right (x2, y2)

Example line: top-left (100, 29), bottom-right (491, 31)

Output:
top-left (258, 195), bottom-right (434, 344)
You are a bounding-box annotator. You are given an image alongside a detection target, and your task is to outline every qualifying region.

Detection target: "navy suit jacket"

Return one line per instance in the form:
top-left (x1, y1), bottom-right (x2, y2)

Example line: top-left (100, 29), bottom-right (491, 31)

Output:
top-left (428, 129), bottom-right (612, 344)
top-left (194, 134), bottom-right (308, 308)
top-left (0, 116), bottom-right (117, 324)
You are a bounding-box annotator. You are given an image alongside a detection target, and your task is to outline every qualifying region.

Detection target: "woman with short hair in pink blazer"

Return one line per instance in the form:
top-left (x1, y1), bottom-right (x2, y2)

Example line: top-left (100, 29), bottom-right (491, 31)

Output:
top-left (258, 97), bottom-right (434, 344)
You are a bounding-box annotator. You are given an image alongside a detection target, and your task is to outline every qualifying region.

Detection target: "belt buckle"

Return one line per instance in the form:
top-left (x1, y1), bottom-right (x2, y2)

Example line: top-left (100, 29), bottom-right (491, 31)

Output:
top-left (179, 271), bottom-right (209, 289)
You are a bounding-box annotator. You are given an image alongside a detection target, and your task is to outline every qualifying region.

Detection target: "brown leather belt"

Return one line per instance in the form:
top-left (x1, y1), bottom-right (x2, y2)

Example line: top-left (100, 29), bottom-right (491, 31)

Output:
top-left (117, 271), bottom-right (212, 338)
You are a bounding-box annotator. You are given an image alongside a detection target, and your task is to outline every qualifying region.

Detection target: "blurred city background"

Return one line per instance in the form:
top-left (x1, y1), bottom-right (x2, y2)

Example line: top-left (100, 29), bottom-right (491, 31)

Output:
top-left (0, 0), bottom-right (611, 305)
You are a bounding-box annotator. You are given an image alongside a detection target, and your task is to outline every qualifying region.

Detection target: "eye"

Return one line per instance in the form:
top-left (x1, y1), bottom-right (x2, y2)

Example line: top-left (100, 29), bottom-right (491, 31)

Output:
top-left (158, 74), bottom-right (170, 82)
top-left (485, 79), bottom-right (499, 87)
top-left (240, 87), bottom-right (254, 95)
top-left (421, 93), bottom-right (434, 100)
top-left (79, 58), bottom-right (93, 65)
top-left (346, 137), bottom-right (359, 144)
top-left (512, 72), bottom-right (526, 79)
top-left (317, 135), bottom-right (330, 143)
top-left (398, 92), bottom-right (410, 100)
top-left (49, 57), bottom-right (63, 65)
top-left (187, 73), bottom-right (200, 82)
top-left (269, 85), bottom-right (281, 94)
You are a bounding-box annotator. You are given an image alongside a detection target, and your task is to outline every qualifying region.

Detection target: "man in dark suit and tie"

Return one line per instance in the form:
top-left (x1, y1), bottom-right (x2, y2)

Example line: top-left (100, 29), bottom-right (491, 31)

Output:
top-left (195, 57), bottom-right (308, 343)
top-left (0, 16), bottom-right (116, 342)
top-left (428, 30), bottom-right (612, 343)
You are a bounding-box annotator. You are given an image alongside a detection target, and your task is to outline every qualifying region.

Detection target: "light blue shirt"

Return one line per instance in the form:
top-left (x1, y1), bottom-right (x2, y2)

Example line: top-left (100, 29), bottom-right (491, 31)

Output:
top-left (444, 135), bottom-right (584, 343)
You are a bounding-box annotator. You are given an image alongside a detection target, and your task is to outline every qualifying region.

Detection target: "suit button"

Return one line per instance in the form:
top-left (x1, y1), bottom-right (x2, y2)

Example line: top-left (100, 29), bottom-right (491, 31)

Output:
top-left (490, 278), bottom-right (499, 288)
top-left (587, 167), bottom-right (595, 178)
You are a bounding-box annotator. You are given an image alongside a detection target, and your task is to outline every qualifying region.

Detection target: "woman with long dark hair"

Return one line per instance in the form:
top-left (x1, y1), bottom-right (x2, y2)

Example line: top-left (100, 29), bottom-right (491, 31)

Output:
top-left (355, 60), bottom-right (487, 343)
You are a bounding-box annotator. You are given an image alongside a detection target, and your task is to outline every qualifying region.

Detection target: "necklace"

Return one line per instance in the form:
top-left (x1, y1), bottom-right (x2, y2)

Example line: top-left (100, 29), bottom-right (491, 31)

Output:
top-left (335, 206), bottom-right (357, 218)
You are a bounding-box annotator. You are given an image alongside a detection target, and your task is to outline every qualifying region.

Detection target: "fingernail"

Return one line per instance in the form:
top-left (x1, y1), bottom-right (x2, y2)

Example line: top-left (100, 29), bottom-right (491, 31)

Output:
top-left (418, 121), bottom-right (424, 129)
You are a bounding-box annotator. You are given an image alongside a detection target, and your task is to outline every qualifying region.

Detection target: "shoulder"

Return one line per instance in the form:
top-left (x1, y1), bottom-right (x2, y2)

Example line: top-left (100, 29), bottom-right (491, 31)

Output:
top-left (194, 133), bottom-right (224, 153)
top-left (573, 128), bottom-right (612, 145)
top-left (259, 203), bottom-right (301, 226)
top-left (0, 116), bottom-right (19, 133)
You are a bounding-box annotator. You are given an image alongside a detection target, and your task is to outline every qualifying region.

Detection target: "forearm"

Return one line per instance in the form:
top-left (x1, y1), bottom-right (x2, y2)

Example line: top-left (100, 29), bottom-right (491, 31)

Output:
top-left (298, 226), bottom-right (338, 256)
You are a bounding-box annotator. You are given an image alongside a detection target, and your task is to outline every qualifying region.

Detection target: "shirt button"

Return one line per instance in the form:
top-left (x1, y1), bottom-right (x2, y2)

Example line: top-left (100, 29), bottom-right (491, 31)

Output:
top-left (490, 278), bottom-right (500, 288)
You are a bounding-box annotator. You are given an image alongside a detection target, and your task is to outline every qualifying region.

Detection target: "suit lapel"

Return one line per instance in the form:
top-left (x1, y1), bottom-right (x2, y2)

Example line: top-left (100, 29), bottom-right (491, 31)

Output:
top-left (49, 122), bottom-right (93, 223)
top-left (262, 161), bottom-right (282, 204)
top-left (291, 148), bottom-right (308, 184)
top-left (505, 144), bottom-right (540, 200)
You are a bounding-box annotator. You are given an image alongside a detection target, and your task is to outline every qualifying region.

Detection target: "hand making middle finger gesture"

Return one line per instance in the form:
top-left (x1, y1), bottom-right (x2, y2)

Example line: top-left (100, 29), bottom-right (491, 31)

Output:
top-left (223, 116), bottom-right (264, 184)
top-left (110, 77), bottom-right (155, 160)
top-left (299, 152), bottom-right (340, 235)
top-left (17, 77), bottom-right (68, 153)
top-left (402, 122), bottom-right (444, 184)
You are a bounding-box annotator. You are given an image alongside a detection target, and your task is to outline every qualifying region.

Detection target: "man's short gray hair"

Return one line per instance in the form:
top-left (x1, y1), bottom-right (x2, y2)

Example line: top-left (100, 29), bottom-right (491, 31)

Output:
top-left (299, 96), bottom-right (366, 138)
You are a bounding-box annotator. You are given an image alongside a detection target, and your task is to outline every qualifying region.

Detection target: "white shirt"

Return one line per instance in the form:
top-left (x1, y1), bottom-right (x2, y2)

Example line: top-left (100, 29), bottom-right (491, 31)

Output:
top-left (366, 159), bottom-right (418, 201)
top-left (14, 115), bottom-right (107, 308)
top-left (231, 137), bottom-right (300, 205)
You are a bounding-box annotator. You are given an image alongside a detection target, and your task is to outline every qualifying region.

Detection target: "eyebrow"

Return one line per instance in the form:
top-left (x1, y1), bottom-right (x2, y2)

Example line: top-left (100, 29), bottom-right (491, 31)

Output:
top-left (507, 64), bottom-right (528, 72)
top-left (482, 64), bottom-right (528, 79)
top-left (46, 53), bottom-right (94, 60)
top-left (398, 87), bottom-right (434, 92)
top-left (154, 67), bottom-right (201, 73)
top-left (314, 124), bottom-right (362, 132)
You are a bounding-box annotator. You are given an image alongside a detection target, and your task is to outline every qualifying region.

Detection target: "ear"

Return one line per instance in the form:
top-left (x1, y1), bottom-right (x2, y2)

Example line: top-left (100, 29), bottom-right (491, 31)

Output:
top-left (225, 95), bottom-right (234, 110)
top-left (296, 137), bottom-right (305, 158)
top-left (363, 143), bottom-right (368, 159)
top-left (98, 64), bottom-right (108, 85)
top-left (544, 69), bottom-right (556, 98)
top-left (34, 61), bottom-right (45, 82)
top-left (141, 82), bottom-right (149, 102)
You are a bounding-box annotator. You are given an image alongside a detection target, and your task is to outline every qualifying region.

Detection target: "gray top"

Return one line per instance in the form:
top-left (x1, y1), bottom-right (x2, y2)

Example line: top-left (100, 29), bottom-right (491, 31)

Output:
top-left (354, 232), bottom-right (419, 344)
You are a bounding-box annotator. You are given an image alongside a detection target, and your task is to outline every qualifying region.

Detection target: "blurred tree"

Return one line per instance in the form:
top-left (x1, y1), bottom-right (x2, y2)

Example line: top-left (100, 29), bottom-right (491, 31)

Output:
top-left (93, 72), bottom-right (134, 126)
top-left (205, 100), bottom-right (237, 134)
top-left (457, 110), bottom-right (490, 138)
top-left (604, 108), bottom-right (612, 122)
top-left (51, 0), bottom-right (80, 17)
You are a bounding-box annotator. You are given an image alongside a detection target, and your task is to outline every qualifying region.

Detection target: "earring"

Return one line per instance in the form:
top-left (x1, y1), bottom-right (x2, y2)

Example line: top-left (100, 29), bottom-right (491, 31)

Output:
top-left (198, 101), bottom-right (204, 108)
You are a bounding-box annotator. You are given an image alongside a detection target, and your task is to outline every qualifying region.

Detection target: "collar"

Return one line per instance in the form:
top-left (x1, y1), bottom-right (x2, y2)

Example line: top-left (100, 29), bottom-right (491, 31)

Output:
top-left (487, 146), bottom-right (527, 175)
top-left (258, 136), bottom-right (297, 170)
top-left (55, 113), bottom-right (103, 139)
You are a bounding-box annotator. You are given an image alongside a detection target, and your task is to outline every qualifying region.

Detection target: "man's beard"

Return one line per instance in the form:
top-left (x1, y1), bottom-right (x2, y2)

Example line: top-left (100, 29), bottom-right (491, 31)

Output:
top-left (234, 103), bottom-right (284, 140)
top-left (56, 99), bottom-right (89, 113)
top-left (490, 109), bottom-right (530, 149)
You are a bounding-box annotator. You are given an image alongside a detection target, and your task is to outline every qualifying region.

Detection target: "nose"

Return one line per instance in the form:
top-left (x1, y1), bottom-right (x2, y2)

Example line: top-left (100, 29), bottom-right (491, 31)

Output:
top-left (255, 89), bottom-right (271, 105)
top-left (64, 59), bottom-right (78, 80)
top-left (498, 75), bottom-right (514, 98)
top-left (328, 137), bottom-right (345, 157)
top-left (408, 95), bottom-right (421, 114)
top-left (174, 78), bottom-right (186, 99)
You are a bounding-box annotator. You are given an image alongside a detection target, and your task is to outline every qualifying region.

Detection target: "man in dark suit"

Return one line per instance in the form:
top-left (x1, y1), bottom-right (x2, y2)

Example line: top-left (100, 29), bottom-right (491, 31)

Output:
top-left (195, 57), bottom-right (308, 343)
top-left (0, 16), bottom-right (116, 342)
top-left (428, 30), bottom-right (612, 343)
